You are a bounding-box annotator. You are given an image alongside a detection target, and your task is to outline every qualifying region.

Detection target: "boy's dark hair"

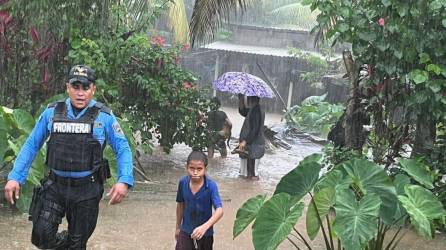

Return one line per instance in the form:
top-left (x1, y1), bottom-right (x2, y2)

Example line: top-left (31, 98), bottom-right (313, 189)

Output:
top-left (187, 151), bottom-right (208, 167)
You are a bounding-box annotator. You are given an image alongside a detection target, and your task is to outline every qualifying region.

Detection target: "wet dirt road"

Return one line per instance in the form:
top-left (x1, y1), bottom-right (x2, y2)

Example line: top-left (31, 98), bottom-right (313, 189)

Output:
top-left (1, 107), bottom-right (445, 249)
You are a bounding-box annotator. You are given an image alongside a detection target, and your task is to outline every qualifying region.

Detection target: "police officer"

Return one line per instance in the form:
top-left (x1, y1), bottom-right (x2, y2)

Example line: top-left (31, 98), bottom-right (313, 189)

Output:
top-left (4, 65), bottom-right (134, 249)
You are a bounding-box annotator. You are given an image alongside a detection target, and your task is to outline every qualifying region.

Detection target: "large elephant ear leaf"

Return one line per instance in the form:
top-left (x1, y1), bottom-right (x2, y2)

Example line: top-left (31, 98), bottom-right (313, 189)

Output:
top-left (274, 154), bottom-right (322, 200)
top-left (104, 146), bottom-right (117, 187)
top-left (306, 187), bottom-right (336, 240)
top-left (398, 158), bottom-right (435, 189)
top-left (341, 158), bottom-right (397, 224)
top-left (391, 174), bottom-right (411, 226)
top-left (398, 185), bottom-right (446, 239)
top-left (0, 130), bottom-right (8, 163)
top-left (333, 189), bottom-right (381, 250)
top-left (314, 169), bottom-right (345, 192)
top-left (252, 193), bottom-right (305, 250)
top-left (0, 109), bottom-right (17, 136)
top-left (233, 194), bottom-right (266, 239)
top-left (0, 111), bottom-right (8, 132)
top-left (27, 148), bottom-right (47, 186)
top-left (12, 109), bottom-right (35, 134)
top-left (299, 153), bottom-right (323, 165)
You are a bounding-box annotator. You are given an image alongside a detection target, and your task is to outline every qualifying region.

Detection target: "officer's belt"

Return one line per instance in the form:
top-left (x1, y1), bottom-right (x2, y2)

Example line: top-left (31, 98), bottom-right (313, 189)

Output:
top-left (49, 171), bottom-right (98, 187)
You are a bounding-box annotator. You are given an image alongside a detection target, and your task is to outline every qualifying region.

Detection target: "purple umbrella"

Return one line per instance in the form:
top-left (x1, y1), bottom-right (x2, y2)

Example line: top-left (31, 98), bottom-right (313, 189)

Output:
top-left (212, 72), bottom-right (276, 98)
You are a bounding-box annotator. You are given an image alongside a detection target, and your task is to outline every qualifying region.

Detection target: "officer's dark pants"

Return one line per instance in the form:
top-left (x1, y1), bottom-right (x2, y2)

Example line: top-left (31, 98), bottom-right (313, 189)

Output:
top-left (31, 177), bottom-right (103, 249)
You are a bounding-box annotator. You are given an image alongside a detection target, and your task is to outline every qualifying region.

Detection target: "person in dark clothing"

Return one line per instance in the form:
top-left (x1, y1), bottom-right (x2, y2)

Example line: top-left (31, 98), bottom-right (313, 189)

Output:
top-left (207, 97), bottom-right (232, 158)
top-left (4, 65), bottom-right (133, 249)
top-left (237, 94), bottom-right (265, 180)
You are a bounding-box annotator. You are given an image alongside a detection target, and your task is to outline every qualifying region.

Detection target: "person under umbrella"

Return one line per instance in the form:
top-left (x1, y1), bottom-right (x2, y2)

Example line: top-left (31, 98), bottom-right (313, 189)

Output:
top-left (212, 72), bottom-right (273, 180)
top-left (236, 94), bottom-right (265, 180)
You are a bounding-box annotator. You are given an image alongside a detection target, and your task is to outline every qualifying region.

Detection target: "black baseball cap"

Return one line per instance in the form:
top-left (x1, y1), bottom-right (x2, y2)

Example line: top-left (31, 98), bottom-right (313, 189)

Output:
top-left (68, 65), bottom-right (97, 86)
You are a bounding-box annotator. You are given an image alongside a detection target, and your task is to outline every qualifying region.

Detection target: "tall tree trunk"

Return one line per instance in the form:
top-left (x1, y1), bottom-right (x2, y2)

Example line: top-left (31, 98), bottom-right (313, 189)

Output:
top-left (412, 113), bottom-right (436, 157)
top-left (342, 50), bottom-right (365, 151)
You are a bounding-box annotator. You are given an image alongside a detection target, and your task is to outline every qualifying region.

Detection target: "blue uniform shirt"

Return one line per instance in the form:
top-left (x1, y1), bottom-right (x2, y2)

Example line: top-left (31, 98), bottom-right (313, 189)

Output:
top-left (8, 98), bottom-right (134, 187)
top-left (176, 175), bottom-right (222, 236)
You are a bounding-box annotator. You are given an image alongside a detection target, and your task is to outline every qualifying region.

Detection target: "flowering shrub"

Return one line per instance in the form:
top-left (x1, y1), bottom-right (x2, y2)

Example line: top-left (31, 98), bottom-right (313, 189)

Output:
top-left (69, 33), bottom-right (212, 153)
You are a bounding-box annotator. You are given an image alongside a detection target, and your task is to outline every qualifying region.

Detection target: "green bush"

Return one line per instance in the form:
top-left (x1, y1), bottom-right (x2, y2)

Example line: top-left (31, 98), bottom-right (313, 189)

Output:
top-left (234, 154), bottom-right (446, 250)
top-left (285, 94), bottom-right (344, 137)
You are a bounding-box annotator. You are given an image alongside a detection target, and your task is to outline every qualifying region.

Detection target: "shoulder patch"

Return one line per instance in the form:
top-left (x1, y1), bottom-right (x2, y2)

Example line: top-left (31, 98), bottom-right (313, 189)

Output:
top-left (112, 122), bottom-right (125, 137)
top-left (95, 102), bottom-right (112, 114)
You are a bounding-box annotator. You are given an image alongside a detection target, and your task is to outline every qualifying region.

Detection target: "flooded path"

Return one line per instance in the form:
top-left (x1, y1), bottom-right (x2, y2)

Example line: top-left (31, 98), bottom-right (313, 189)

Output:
top-left (1, 107), bottom-right (445, 249)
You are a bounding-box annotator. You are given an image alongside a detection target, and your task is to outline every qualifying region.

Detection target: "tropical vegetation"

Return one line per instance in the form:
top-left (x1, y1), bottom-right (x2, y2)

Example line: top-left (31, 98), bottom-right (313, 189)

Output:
top-left (285, 94), bottom-right (344, 137)
top-left (234, 153), bottom-right (446, 250)
top-left (230, 0), bottom-right (319, 30)
top-left (0, 0), bottom-right (250, 210)
top-left (235, 0), bottom-right (446, 249)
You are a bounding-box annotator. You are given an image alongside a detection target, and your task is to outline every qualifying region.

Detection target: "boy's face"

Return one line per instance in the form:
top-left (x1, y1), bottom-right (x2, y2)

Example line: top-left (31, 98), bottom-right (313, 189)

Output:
top-left (186, 160), bottom-right (206, 182)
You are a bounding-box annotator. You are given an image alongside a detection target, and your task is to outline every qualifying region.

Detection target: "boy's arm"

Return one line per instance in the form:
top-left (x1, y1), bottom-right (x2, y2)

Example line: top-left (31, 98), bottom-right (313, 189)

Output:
top-left (191, 207), bottom-right (224, 240)
top-left (175, 202), bottom-right (184, 240)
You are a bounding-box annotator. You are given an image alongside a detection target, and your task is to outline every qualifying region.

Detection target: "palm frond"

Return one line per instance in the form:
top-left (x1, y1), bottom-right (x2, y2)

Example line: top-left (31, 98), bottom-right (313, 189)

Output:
top-left (312, 16), bottom-right (338, 48)
top-left (167, 0), bottom-right (190, 44)
top-left (124, 0), bottom-right (173, 33)
top-left (262, 0), bottom-right (302, 11)
top-left (124, 0), bottom-right (153, 29)
top-left (190, 0), bottom-right (249, 46)
top-left (269, 3), bottom-right (319, 30)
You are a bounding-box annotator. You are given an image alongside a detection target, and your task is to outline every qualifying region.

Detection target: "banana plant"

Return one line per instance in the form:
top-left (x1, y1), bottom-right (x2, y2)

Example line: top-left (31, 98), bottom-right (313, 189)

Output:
top-left (233, 154), bottom-right (446, 250)
top-left (0, 106), bottom-right (46, 212)
top-left (285, 94), bottom-right (344, 137)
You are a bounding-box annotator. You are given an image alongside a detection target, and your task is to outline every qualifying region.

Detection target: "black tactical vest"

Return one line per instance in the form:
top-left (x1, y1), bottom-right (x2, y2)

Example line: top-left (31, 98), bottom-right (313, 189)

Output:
top-left (46, 101), bottom-right (103, 172)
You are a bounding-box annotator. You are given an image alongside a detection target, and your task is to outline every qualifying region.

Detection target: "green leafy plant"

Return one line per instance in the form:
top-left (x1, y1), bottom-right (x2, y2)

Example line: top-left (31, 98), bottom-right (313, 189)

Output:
top-left (230, 0), bottom-right (318, 30)
top-left (288, 47), bottom-right (332, 84)
top-left (285, 94), bottom-right (344, 137)
top-left (70, 33), bottom-right (212, 153)
top-left (0, 106), bottom-right (47, 211)
top-left (233, 154), bottom-right (446, 250)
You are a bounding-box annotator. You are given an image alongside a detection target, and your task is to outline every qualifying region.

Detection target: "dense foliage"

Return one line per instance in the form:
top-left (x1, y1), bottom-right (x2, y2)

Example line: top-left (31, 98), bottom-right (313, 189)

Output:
top-left (307, 0), bottom-right (446, 159)
top-left (305, 0), bottom-right (446, 213)
top-left (234, 154), bottom-right (446, 250)
top-left (0, 0), bottom-right (212, 154)
top-left (285, 94), bottom-right (344, 137)
top-left (0, 0), bottom-right (214, 211)
top-left (68, 33), bottom-right (211, 153)
top-left (230, 0), bottom-right (318, 30)
top-left (235, 1), bottom-right (446, 249)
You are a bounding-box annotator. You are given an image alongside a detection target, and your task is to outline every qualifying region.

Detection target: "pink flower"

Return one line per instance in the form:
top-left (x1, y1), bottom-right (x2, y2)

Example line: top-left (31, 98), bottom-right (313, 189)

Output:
top-left (378, 18), bottom-right (385, 26)
top-left (29, 27), bottom-right (39, 44)
top-left (182, 81), bottom-right (193, 89)
top-left (150, 35), bottom-right (165, 47)
top-left (181, 43), bottom-right (190, 52)
top-left (0, 10), bottom-right (12, 25)
top-left (43, 68), bottom-right (49, 83)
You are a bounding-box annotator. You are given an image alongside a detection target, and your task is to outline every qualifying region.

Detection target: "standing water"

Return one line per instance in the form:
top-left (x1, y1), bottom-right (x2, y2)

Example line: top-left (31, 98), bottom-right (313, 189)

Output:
top-left (0, 107), bottom-right (444, 249)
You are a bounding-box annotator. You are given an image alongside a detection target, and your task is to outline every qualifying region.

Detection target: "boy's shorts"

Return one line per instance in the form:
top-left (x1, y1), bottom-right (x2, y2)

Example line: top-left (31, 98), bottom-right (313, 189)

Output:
top-left (176, 231), bottom-right (214, 250)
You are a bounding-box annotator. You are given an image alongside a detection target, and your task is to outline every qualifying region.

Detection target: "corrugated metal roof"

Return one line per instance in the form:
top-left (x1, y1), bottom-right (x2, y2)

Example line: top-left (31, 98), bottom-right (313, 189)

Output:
top-left (202, 41), bottom-right (294, 58)
top-left (202, 41), bottom-right (329, 59)
top-left (227, 23), bottom-right (311, 33)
